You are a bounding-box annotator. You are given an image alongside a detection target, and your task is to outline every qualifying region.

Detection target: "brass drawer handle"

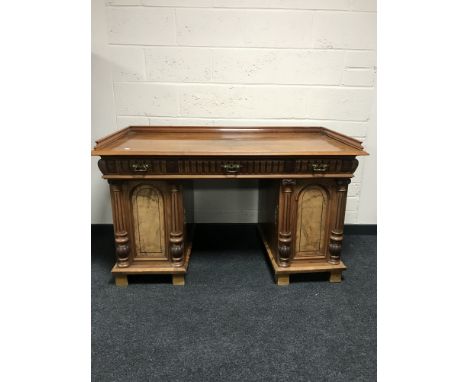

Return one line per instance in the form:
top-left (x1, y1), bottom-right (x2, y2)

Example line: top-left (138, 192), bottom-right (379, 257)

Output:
top-left (310, 163), bottom-right (329, 172)
top-left (131, 162), bottom-right (151, 172)
top-left (221, 163), bottom-right (241, 173)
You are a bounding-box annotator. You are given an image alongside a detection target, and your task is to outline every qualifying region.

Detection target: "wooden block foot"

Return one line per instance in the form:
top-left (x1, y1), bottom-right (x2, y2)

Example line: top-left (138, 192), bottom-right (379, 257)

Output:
top-left (115, 274), bottom-right (128, 287)
top-left (329, 271), bottom-right (342, 283)
top-left (276, 274), bottom-right (289, 286)
top-left (172, 274), bottom-right (185, 286)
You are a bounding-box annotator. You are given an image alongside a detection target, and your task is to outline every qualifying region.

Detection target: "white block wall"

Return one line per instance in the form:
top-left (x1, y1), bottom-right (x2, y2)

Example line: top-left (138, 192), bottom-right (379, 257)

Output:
top-left (92, 0), bottom-right (376, 224)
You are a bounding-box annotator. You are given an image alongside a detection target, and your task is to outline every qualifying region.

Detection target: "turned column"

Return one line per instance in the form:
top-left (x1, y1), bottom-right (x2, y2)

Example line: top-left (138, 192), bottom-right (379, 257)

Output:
top-left (278, 179), bottom-right (296, 267)
top-left (328, 178), bottom-right (351, 265)
top-left (109, 181), bottom-right (130, 267)
top-left (169, 184), bottom-right (184, 266)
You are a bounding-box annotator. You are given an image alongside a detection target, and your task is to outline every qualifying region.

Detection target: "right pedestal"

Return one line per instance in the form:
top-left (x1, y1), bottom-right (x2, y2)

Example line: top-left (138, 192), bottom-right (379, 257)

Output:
top-left (258, 178), bottom-right (351, 285)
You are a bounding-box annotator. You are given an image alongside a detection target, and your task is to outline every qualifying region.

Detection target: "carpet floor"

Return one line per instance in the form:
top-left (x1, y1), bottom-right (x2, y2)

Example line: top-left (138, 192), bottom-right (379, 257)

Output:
top-left (92, 224), bottom-right (376, 382)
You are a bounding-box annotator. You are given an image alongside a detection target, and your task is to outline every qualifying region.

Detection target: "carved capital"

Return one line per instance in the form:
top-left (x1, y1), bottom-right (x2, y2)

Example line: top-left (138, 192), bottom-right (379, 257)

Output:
top-left (282, 179), bottom-right (296, 187)
top-left (98, 158), bottom-right (107, 174)
top-left (108, 179), bottom-right (124, 187)
top-left (336, 178), bottom-right (351, 191)
top-left (351, 158), bottom-right (359, 174)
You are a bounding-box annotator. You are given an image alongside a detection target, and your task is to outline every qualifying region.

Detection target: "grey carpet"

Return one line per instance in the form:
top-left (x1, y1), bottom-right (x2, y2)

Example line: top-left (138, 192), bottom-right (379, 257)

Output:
top-left (92, 224), bottom-right (376, 382)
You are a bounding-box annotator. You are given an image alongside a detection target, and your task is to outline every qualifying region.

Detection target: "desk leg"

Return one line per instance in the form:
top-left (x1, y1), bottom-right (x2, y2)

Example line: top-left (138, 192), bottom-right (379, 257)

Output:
top-left (115, 274), bottom-right (128, 287)
top-left (172, 274), bottom-right (185, 286)
top-left (275, 274), bottom-right (289, 286)
top-left (329, 271), bottom-right (342, 283)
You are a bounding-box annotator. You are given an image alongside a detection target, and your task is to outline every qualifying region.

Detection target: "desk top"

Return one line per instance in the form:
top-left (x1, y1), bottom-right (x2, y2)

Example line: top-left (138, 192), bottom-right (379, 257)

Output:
top-left (92, 126), bottom-right (368, 157)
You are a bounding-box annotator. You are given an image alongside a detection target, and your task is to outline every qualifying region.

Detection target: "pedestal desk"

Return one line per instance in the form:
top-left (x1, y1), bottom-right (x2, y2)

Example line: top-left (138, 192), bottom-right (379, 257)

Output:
top-left (92, 126), bottom-right (368, 286)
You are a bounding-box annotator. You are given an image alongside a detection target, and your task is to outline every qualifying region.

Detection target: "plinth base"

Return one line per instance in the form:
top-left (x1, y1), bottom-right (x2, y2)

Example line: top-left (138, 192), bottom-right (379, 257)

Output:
top-left (258, 226), bottom-right (347, 285)
top-left (111, 228), bottom-right (193, 287)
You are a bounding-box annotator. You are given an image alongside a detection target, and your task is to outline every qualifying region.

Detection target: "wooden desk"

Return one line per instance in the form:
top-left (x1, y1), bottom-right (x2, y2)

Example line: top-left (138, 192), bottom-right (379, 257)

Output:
top-left (92, 126), bottom-right (368, 286)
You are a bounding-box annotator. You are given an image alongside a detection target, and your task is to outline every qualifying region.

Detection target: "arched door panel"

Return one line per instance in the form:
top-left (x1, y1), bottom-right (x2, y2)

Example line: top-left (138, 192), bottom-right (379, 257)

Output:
top-left (131, 184), bottom-right (167, 259)
top-left (294, 185), bottom-right (329, 259)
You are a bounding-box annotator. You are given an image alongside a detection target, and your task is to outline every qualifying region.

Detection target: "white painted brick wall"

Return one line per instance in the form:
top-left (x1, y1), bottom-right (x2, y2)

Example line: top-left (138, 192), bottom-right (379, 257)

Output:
top-left (213, 1), bottom-right (350, 10)
top-left (114, 83), bottom-right (179, 116)
top-left (342, 68), bottom-right (375, 86)
top-left (110, 46), bottom-right (146, 81)
top-left (177, 85), bottom-right (373, 120)
top-left (145, 47), bottom-right (212, 82)
top-left (92, 0), bottom-right (376, 225)
top-left (212, 49), bottom-right (345, 85)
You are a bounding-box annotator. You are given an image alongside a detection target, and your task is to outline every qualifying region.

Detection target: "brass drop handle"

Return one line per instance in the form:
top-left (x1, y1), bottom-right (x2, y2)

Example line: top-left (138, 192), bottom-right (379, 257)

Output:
top-left (131, 162), bottom-right (151, 172)
top-left (310, 163), bottom-right (328, 172)
top-left (221, 163), bottom-right (241, 173)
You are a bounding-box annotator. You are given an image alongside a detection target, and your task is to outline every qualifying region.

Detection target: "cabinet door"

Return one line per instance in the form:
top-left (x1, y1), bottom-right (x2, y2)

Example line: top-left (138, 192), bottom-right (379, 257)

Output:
top-left (131, 183), bottom-right (168, 260)
top-left (293, 184), bottom-right (330, 260)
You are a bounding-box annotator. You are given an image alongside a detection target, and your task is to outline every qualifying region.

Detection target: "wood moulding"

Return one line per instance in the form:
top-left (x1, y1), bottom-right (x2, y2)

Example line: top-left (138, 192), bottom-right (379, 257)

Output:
top-left (91, 126), bottom-right (369, 157)
top-left (97, 156), bottom-right (358, 176)
top-left (111, 225), bottom-right (194, 286)
top-left (259, 225), bottom-right (346, 281)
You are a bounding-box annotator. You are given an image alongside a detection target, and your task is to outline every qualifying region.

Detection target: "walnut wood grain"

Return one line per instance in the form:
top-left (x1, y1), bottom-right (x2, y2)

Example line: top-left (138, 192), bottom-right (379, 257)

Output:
top-left (328, 179), bottom-right (351, 265)
top-left (172, 274), bottom-right (185, 286)
top-left (277, 179), bottom-right (296, 267)
top-left (294, 185), bottom-right (328, 258)
top-left (92, 126), bottom-right (368, 157)
top-left (114, 274), bottom-right (128, 287)
top-left (111, 225), bottom-right (194, 285)
top-left (259, 226), bottom-right (347, 282)
top-left (275, 274), bottom-right (290, 286)
top-left (109, 181), bottom-right (130, 268)
top-left (169, 184), bottom-right (184, 266)
top-left (97, 156), bottom-right (358, 177)
top-left (329, 271), bottom-right (343, 283)
top-left (131, 184), bottom-right (166, 259)
top-left (94, 126), bottom-right (366, 285)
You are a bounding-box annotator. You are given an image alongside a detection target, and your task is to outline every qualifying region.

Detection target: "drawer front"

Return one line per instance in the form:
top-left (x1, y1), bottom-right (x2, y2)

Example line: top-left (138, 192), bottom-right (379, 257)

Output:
top-left (98, 157), bottom-right (358, 176)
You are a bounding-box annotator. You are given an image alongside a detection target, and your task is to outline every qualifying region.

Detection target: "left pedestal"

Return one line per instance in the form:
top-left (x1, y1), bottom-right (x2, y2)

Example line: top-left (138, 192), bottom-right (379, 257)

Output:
top-left (108, 180), bottom-right (193, 286)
